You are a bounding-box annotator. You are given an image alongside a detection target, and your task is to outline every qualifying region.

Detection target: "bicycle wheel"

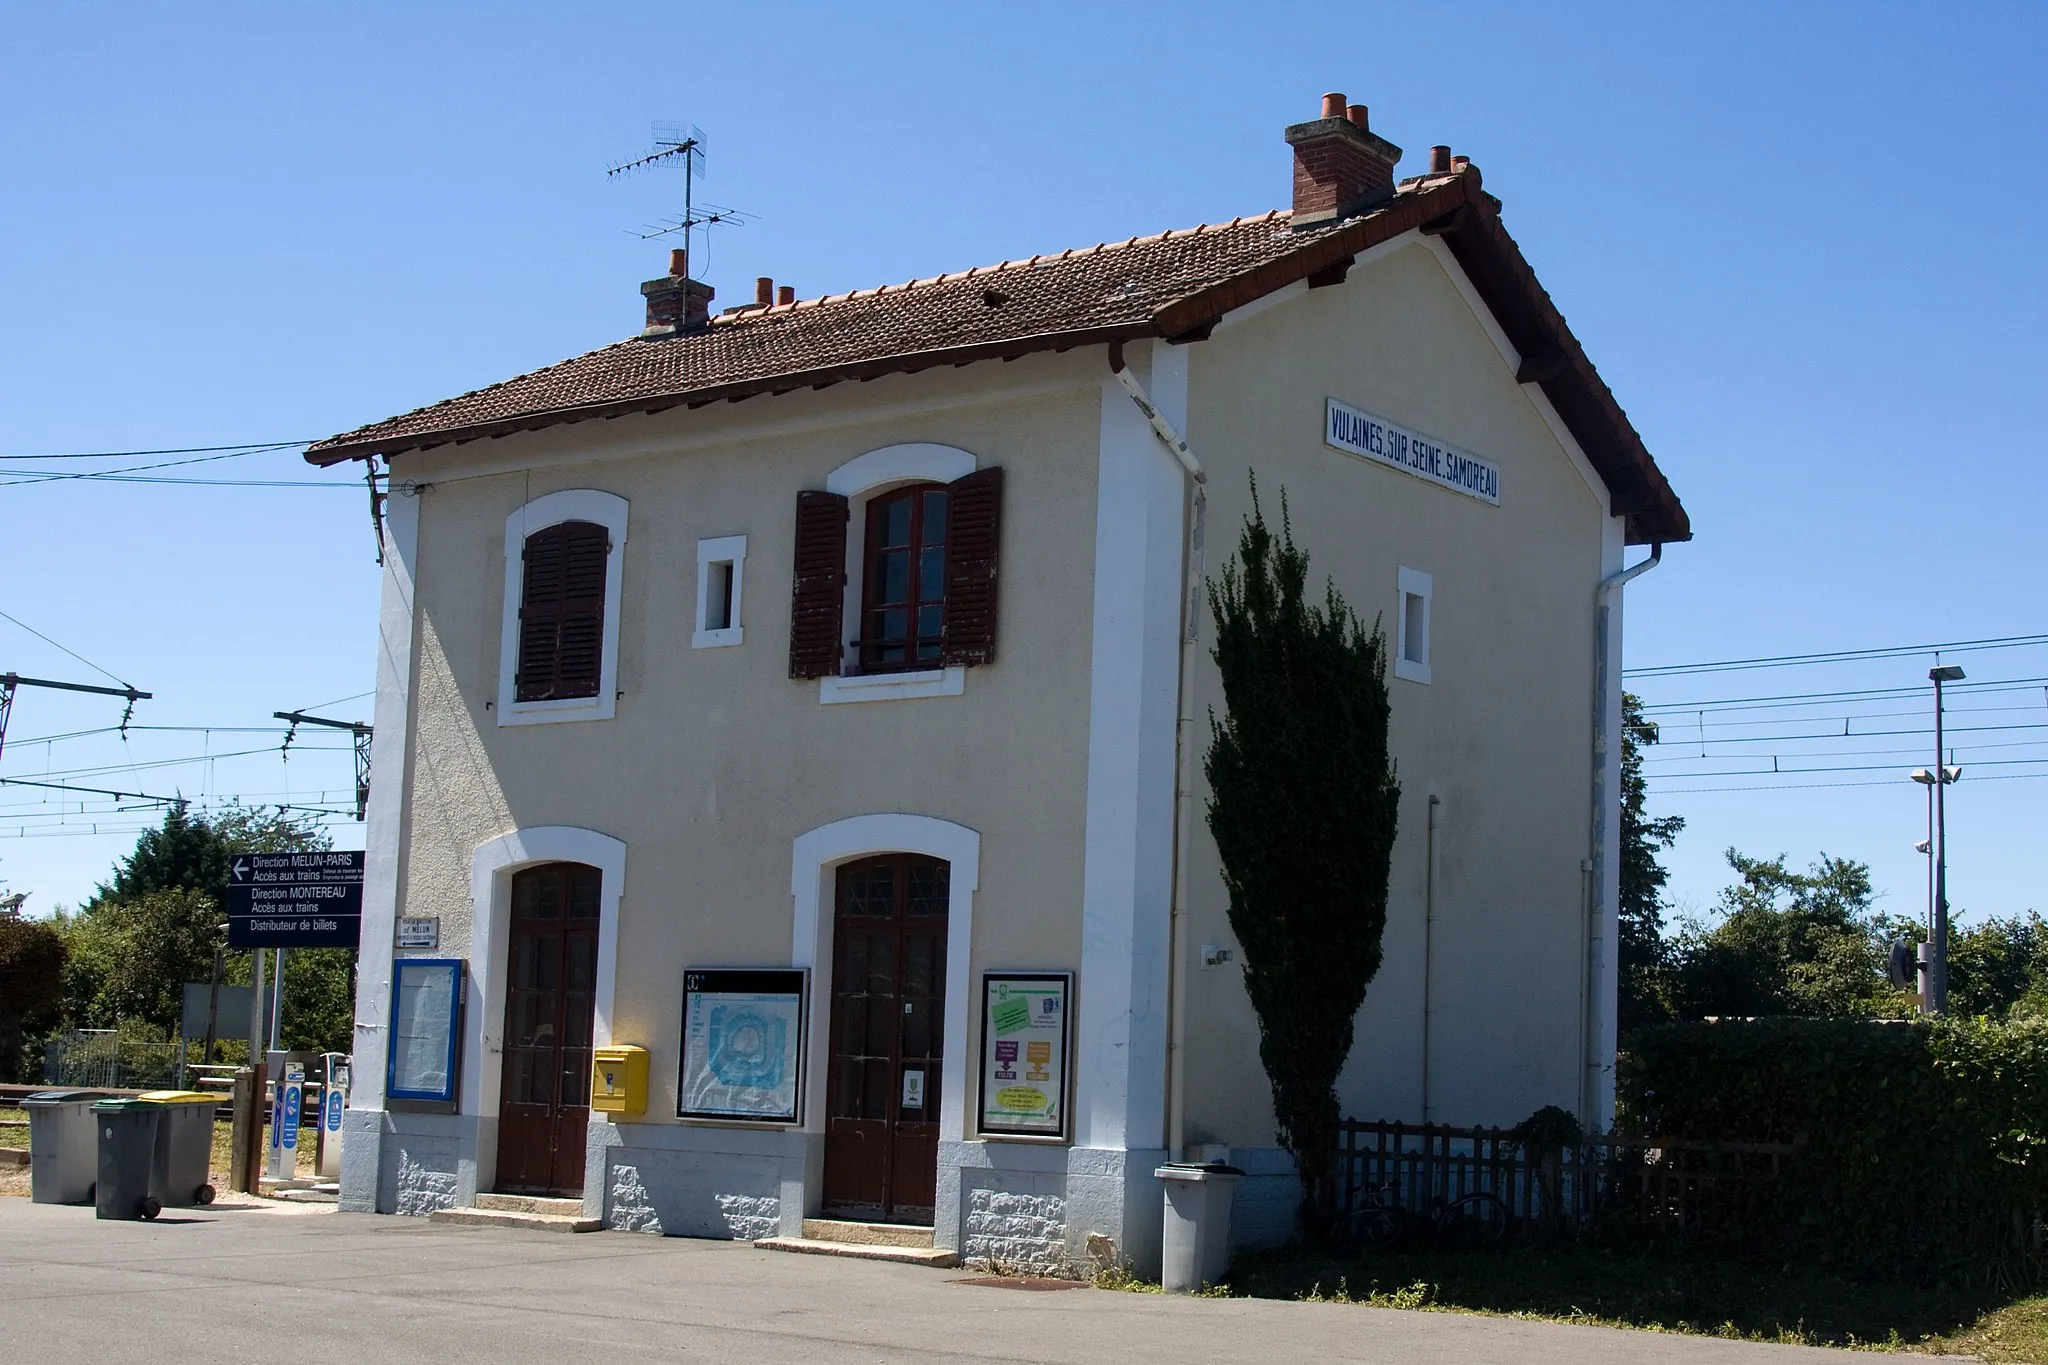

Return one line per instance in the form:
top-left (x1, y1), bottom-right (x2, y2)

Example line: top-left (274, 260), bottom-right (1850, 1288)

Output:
top-left (1346, 1200), bottom-right (1405, 1252)
top-left (1439, 1192), bottom-right (1509, 1249)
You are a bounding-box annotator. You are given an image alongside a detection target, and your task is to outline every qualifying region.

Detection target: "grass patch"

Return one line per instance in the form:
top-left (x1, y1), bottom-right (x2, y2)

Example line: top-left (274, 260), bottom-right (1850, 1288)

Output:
top-left (1227, 1243), bottom-right (2048, 1354)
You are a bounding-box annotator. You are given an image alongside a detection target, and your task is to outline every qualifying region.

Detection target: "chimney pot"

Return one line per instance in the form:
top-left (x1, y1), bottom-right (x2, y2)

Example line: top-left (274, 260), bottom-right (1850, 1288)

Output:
top-left (1430, 145), bottom-right (1452, 175)
top-left (668, 247), bottom-right (689, 277)
top-left (776, 285), bottom-right (795, 306)
top-left (1285, 96), bottom-right (1404, 226)
top-left (1451, 155), bottom-right (1470, 172)
top-left (755, 277), bottom-right (774, 307)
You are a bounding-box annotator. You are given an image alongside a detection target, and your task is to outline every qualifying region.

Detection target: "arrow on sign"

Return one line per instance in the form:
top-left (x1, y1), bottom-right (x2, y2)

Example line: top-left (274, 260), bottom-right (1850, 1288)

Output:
top-left (232, 858), bottom-right (248, 882)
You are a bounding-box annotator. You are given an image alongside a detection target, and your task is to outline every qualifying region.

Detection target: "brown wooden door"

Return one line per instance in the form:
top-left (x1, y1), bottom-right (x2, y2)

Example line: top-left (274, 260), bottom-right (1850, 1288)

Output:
top-left (823, 854), bottom-right (948, 1223)
top-left (496, 862), bottom-right (599, 1197)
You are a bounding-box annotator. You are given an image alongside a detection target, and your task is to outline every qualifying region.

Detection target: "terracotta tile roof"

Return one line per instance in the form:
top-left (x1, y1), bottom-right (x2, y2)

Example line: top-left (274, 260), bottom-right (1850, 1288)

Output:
top-left (309, 172), bottom-right (1689, 543)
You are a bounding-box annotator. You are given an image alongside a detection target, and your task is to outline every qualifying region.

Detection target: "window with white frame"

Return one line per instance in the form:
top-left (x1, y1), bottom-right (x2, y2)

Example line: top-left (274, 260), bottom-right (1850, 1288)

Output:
top-left (787, 442), bottom-right (1003, 705)
top-left (497, 489), bottom-right (628, 726)
top-left (1395, 566), bottom-right (1432, 685)
top-left (692, 535), bottom-right (747, 648)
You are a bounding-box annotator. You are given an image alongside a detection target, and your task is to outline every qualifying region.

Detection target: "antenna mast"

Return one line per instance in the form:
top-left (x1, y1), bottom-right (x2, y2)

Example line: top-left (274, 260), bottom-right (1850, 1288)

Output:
top-left (607, 122), bottom-right (750, 266)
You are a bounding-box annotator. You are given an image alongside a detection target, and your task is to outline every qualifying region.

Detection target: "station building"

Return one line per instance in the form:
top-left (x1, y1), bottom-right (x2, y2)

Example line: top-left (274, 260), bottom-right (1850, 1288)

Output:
top-left (311, 92), bottom-right (1689, 1273)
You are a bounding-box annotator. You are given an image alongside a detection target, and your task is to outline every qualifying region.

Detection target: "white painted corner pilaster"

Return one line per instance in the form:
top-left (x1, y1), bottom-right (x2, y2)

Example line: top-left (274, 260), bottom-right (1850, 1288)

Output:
top-left (350, 483), bottom-right (421, 1115)
top-left (1076, 342), bottom-right (1184, 1153)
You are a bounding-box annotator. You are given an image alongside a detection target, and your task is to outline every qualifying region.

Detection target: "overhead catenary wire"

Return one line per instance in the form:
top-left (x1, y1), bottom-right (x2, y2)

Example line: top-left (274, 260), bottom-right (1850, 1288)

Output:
top-left (1625, 634), bottom-right (2048, 679)
top-left (0, 440), bottom-right (321, 460)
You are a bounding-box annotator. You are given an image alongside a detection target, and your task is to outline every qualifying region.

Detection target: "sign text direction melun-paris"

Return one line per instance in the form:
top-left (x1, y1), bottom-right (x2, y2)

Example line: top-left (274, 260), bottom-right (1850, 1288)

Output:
top-left (1326, 398), bottom-right (1502, 505)
top-left (226, 851), bottom-right (365, 948)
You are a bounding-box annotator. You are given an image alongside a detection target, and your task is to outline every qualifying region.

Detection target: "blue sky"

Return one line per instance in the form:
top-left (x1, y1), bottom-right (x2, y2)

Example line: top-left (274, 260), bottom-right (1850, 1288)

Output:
top-left (2, 2), bottom-right (2042, 926)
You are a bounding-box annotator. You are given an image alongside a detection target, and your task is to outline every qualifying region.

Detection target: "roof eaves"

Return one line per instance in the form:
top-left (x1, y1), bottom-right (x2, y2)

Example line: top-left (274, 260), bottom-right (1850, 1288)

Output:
top-left (304, 319), bottom-right (1160, 466)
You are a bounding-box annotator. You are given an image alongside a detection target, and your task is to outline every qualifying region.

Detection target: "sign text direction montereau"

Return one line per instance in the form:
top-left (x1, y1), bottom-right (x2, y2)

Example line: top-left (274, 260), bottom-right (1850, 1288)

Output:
top-left (226, 850), bottom-right (364, 948)
top-left (1326, 398), bottom-right (1502, 505)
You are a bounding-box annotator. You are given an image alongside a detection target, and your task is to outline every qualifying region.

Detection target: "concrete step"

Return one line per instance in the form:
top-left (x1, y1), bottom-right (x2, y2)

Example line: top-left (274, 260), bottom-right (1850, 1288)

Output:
top-left (755, 1236), bottom-right (956, 1268)
top-left (801, 1218), bottom-right (934, 1249)
top-left (273, 1186), bottom-right (339, 1203)
top-left (473, 1192), bottom-right (586, 1217)
top-left (429, 1206), bottom-right (601, 1233)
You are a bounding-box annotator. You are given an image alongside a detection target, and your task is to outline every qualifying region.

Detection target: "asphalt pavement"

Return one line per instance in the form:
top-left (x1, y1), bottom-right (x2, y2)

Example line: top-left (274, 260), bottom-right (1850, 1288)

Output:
top-left (0, 1198), bottom-right (1856, 1364)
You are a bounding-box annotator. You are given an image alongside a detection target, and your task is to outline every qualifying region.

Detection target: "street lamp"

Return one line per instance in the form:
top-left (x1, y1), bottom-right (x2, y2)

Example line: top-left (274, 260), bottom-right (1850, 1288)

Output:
top-left (1908, 770), bottom-right (1958, 1014)
top-left (1926, 664), bottom-right (1966, 1013)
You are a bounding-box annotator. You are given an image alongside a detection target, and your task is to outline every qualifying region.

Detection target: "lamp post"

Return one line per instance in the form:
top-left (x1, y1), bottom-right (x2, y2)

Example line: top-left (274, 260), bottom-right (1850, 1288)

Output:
top-left (1927, 664), bottom-right (1966, 1014)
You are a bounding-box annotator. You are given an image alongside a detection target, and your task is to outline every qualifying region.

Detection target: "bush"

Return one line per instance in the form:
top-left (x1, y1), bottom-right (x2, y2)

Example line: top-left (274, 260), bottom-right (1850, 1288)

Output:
top-left (1620, 1016), bottom-right (2048, 1287)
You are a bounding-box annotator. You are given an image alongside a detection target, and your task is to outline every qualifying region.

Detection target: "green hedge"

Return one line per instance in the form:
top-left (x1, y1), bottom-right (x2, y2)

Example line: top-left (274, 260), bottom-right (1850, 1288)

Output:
top-left (1618, 1016), bottom-right (2048, 1286)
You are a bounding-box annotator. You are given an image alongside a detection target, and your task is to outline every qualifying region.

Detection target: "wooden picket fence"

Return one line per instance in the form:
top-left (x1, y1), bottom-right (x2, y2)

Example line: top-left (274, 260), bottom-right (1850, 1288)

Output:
top-left (1337, 1118), bottom-right (1799, 1238)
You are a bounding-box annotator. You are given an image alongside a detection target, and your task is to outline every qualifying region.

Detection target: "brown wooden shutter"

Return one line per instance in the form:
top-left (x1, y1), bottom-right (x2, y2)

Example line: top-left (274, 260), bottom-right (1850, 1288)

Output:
top-left (941, 466), bottom-right (1003, 667)
top-left (516, 520), bottom-right (609, 701)
top-left (788, 490), bottom-right (849, 679)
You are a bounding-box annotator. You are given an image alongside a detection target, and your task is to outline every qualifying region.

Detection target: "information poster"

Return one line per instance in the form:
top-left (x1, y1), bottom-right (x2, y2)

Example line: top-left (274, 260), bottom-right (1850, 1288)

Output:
top-left (389, 958), bottom-right (462, 1103)
top-left (679, 969), bottom-right (806, 1123)
top-left (978, 972), bottom-right (1072, 1138)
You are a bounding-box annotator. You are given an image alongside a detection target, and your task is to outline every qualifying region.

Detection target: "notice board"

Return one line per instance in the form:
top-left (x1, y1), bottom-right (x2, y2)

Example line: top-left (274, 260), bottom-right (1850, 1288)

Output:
top-left (678, 968), bottom-right (806, 1124)
top-left (978, 972), bottom-right (1072, 1139)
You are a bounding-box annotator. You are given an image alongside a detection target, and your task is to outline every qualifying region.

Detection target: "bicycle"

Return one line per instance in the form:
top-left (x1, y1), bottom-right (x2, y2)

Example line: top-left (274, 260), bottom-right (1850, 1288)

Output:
top-left (1343, 1179), bottom-right (1510, 1251)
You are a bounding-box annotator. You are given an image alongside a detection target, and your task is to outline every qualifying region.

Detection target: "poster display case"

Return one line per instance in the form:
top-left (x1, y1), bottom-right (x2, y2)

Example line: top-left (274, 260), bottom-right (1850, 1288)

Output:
top-left (977, 971), bottom-right (1072, 1139)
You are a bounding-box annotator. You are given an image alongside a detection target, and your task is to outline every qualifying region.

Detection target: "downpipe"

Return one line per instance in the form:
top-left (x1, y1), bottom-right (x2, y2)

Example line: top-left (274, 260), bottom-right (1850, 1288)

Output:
top-left (1584, 540), bottom-right (1662, 1128)
top-left (1109, 342), bottom-right (1205, 1161)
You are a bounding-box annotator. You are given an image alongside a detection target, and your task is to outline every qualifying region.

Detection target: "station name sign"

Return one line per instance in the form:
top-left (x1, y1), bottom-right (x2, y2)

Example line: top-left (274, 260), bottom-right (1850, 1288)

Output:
top-left (1326, 398), bottom-right (1502, 505)
top-left (226, 851), bottom-right (364, 949)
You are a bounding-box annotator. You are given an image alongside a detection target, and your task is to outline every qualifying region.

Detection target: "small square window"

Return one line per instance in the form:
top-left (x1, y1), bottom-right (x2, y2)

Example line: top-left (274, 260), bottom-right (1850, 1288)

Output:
top-left (693, 535), bottom-right (747, 648)
top-left (1395, 566), bottom-right (1432, 685)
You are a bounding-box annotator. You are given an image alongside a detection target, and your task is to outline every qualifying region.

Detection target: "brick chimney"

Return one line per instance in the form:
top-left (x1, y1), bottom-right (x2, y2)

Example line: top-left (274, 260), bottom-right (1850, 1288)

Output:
top-left (1284, 92), bottom-right (1403, 227)
top-left (640, 247), bottom-right (716, 337)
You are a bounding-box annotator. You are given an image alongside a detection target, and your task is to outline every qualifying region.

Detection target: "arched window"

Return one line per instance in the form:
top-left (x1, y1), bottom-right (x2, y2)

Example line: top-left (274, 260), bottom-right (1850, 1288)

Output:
top-left (516, 520), bottom-right (610, 701)
top-left (496, 489), bottom-right (627, 725)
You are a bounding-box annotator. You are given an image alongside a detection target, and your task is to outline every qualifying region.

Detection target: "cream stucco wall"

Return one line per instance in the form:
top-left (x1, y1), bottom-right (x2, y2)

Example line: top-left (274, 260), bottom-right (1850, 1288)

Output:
top-left (1180, 240), bottom-right (1612, 1139)
top-left (385, 354), bottom-right (1108, 1146)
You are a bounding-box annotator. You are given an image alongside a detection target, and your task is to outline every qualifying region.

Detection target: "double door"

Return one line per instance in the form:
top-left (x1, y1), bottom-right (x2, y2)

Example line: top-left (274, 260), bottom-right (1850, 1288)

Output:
top-left (495, 862), bottom-right (599, 1197)
top-left (822, 854), bottom-right (948, 1223)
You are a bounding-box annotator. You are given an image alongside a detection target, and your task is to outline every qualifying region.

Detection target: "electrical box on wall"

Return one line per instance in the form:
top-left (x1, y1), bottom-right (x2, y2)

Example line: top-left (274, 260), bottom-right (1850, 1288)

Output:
top-left (591, 1044), bottom-right (649, 1116)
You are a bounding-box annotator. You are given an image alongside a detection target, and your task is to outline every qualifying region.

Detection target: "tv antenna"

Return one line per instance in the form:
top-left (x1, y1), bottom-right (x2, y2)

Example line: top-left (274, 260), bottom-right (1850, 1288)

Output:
top-left (607, 122), bottom-right (752, 264)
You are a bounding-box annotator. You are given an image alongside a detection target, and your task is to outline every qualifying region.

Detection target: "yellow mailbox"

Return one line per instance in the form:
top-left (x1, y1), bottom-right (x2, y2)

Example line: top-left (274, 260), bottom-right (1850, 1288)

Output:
top-left (591, 1045), bottom-right (649, 1116)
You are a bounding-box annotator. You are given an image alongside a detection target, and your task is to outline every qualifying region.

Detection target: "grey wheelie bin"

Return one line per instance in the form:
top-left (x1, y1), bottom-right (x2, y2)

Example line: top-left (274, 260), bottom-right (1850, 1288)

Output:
top-left (22, 1090), bottom-right (114, 1204)
top-left (137, 1091), bottom-right (219, 1206)
top-left (94, 1098), bottom-right (163, 1220)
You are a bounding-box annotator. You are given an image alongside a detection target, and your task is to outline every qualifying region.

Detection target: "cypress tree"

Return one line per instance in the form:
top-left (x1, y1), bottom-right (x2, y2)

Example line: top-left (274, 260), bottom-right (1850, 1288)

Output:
top-left (1204, 482), bottom-right (1400, 1238)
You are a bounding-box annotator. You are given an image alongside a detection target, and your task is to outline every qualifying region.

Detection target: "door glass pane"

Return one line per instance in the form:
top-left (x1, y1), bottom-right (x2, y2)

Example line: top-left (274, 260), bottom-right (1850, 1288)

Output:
top-left (568, 866), bottom-right (601, 918)
top-left (907, 863), bottom-right (949, 917)
top-left (513, 869), bottom-right (561, 920)
top-left (903, 935), bottom-right (933, 999)
top-left (837, 993), bottom-right (869, 1057)
top-left (566, 933), bottom-right (597, 991)
top-left (864, 1059), bottom-right (891, 1120)
top-left (902, 997), bottom-right (931, 1058)
top-left (865, 932), bottom-right (896, 994)
top-left (834, 1057), bottom-right (866, 1120)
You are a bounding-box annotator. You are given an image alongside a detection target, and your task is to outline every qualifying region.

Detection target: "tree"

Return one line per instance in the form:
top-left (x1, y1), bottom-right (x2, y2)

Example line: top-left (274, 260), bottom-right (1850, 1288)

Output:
top-left (0, 917), bottom-right (67, 1081)
top-left (1664, 850), bottom-right (1906, 1019)
top-left (59, 803), bottom-right (356, 1052)
top-left (1204, 484), bottom-right (1400, 1240)
top-left (1944, 912), bottom-right (2048, 1019)
top-left (1617, 692), bottom-right (1684, 1030)
top-left (60, 887), bottom-right (223, 1032)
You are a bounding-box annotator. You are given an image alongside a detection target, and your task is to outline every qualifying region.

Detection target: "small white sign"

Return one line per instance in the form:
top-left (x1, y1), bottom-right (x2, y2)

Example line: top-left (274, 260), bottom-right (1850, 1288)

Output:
top-left (395, 917), bottom-right (439, 949)
top-left (902, 1068), bottom-right (925, 1111)
top-left (1326, 398), bottom-right (1501, 505)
